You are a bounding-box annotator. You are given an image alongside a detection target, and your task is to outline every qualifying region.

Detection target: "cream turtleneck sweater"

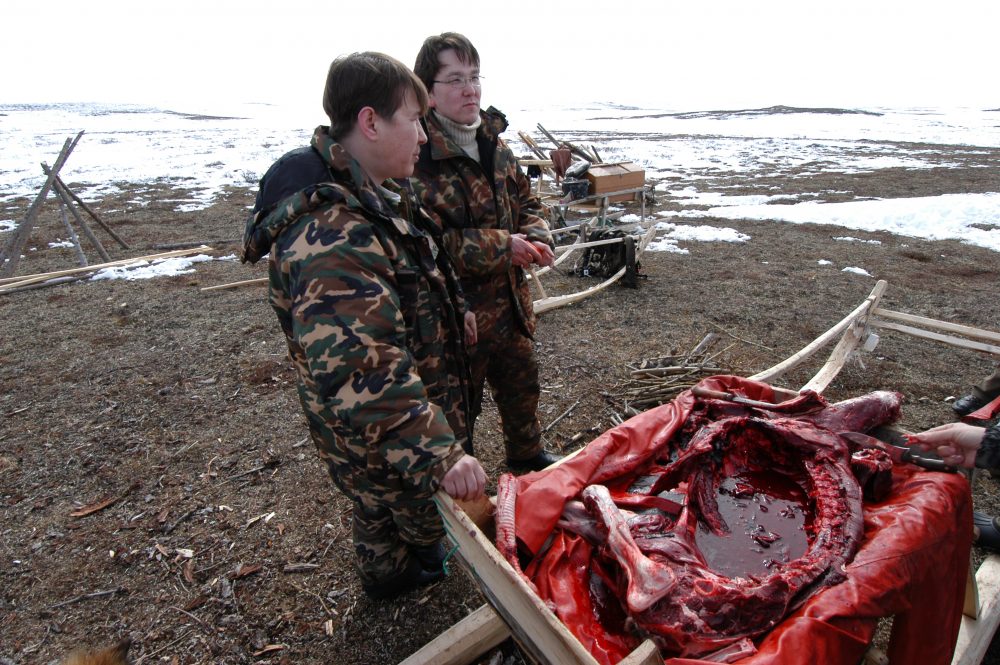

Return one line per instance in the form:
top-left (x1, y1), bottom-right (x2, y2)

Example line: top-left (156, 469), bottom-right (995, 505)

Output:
top-left (433, 110), bottom-right (482, 163)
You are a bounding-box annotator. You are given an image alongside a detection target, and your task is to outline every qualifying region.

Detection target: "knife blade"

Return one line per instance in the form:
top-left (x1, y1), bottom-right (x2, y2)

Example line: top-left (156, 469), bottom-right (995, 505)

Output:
top-left (840, 431), bottom-right (906, 463)
top-left (690, 385), bottom-right (777, 409)
top-left (840, 431), bottom-right (956, 472)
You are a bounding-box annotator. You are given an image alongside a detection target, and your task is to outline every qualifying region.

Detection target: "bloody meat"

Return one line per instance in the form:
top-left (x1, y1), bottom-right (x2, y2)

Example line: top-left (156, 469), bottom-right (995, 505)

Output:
top-left (495, 386), bottom-right (904, 662)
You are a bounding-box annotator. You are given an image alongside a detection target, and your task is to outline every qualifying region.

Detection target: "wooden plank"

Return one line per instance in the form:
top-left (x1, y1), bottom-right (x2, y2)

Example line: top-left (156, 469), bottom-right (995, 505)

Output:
top-left (618, 640), bottom-right (663, 665)
top-left (553, 185), bottom-right (647, 205)
top-left (200, 277), bottom-right (268, 292)
top-left (873, 308), bottom-right (1000, 345)
top-left (553, 236), bottom-right (626, 254)
top-left (434, 491), bottom-right (601, 665)
top-left (750, 280), bottom-right (889, 385)
top-left (952, 554), bottom-right (1000, 665)
top-left (399, 603), bottom-right (510, 665)
top-left (0, 246), bottom-right (212, 294)
top-left (964, 558), bottom-right (980, 619)
top-left (801, 281), bottom-right (888, 393)
top-left (871, 320), bottom-right (1000, 356)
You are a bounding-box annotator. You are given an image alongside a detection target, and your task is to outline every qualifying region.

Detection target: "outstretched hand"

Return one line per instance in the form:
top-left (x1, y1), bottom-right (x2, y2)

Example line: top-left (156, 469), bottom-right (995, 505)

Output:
top-left (441, 455), bottom-right (487, 502)
top-left (908, 422), bottom-right (987, 469)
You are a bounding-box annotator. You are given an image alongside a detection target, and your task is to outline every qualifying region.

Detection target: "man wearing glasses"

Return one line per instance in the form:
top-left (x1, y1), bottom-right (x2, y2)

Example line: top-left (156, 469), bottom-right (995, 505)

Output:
top-left (412, 32), bottom-right (560, 473)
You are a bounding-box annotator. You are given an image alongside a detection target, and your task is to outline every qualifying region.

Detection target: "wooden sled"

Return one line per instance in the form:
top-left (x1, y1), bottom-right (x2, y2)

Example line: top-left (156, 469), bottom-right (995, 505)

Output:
top-left (199, 219), bottom-right (659, 307)
top-left (532, 222), bottom-right (658, 315)
top-left (404, 279), bottom-right (1000, 665)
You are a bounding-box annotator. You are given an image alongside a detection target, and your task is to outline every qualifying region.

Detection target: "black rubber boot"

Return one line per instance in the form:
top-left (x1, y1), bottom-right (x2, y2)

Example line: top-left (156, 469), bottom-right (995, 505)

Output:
top-left (953, 394), bottom-right (987, 417)
top-left (412, 540), bottom-right (448, 573)
top-left (507, 450), bottom-right (563, 472)
top-left (974, 512), bottom-right (1000, 551)
top-left (361, 556), bottom-right (445, 601)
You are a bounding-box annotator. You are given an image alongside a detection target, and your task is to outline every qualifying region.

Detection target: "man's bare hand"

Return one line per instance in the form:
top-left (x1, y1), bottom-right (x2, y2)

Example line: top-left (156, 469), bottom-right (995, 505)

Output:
top-left (531, 240), bottom-right (555, 267)
top-left (441, 455), bottom-right (487, 501)
top-left (464, 310), bottom-right (477, 345)
top-left (510, 233), bottom-right (544, 268)
top-left (908, 422), bottom-right (987, 469)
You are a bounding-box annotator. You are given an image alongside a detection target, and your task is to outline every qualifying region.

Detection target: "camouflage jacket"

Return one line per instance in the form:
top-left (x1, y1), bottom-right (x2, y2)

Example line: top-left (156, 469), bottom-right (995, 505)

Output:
top-left (242, 126), bottom-right (469, 494)
top-left (411, 107), bottom-right (552, 337)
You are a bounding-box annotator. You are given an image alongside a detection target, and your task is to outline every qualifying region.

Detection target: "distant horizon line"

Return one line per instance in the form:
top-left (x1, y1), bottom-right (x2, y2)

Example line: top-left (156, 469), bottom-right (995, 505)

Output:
top-left (3, 100), bottom-right (998, 115)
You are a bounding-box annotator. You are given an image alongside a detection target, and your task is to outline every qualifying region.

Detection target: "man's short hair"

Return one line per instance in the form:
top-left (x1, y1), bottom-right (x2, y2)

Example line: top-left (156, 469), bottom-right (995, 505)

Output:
top-left (413, 32), bottom-right (480, 91)
top-left (322, 52), bottom-right (429, 140)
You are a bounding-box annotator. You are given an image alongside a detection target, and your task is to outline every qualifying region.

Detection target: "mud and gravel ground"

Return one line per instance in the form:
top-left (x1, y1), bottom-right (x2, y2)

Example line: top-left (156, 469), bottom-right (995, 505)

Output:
top-left (1, 140), bottom-right (999, 664)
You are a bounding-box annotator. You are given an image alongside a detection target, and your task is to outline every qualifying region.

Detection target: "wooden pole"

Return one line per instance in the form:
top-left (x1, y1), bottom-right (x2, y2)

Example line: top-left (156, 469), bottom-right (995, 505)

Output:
top-left (57, 200), bottom-right (88, 267)
top-left (200, 277), bottom-right (267, 292)
top-left (52, 178), bottom-right (111, 262)
top-left (1, 275), bottom-right (84, 295)
top-left (536, 124), bottom-right (599, 164)
top-left (0, 246), bottom-right (211, 294)
top-left (43, 168), bottom-right (130, 250)
top-left (750, 280), bottom-right (888, 385)
top-left (0, 131), bottom-right (83, 278)
top-left (527, 265), bottom-right (547, 300)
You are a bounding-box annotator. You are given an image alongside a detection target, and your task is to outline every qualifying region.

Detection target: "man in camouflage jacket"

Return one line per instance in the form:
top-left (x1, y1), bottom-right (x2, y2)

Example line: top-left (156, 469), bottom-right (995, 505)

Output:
top-left (241, 53), bottom-right (485, 600)
top-left (412, 33), bottom-right (560, 472)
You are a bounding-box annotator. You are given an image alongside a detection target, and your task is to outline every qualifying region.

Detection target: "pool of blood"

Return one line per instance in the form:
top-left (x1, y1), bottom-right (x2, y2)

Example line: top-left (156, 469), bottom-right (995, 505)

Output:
top-left (696, 471), bottom-right (811, 578)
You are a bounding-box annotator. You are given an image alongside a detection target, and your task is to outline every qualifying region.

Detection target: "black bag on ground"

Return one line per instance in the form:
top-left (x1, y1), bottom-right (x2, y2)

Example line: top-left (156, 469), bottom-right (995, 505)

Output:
top-left (573, 228), bottom-right (641, 287)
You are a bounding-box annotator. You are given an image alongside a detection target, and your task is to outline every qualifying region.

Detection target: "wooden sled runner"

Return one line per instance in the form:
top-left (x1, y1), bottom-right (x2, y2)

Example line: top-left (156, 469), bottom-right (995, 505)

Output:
top-left (403, 279), bottom-right (1000, 665)
top-left (201, 219), bottom-right (660, 311)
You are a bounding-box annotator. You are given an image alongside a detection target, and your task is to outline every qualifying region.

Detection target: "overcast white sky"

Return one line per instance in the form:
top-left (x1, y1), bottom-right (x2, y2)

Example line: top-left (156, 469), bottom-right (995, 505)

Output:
top-left (3, 0), bottom-right (998, 111)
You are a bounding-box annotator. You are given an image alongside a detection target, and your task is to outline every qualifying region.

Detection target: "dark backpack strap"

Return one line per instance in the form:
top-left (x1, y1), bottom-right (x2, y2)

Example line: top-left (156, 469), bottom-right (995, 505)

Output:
top-left (253, 146), bottom-right (333, 217)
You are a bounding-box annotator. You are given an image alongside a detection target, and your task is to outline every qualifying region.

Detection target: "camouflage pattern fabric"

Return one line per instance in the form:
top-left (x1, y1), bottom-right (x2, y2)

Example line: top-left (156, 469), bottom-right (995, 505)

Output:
top-left (411, 108), bottom-right (550, 461)
top-left (973, 364), bottom-right (1000, 402)
top-left (975, 424), bottom-right (1000, 470)
top-left (469, 302), bottom-right (542, 460)
top-left (242, 126), bottom-right (471, 584)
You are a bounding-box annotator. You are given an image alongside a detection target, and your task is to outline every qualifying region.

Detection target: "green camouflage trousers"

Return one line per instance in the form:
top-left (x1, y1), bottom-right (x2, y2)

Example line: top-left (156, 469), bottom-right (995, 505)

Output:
top-left (316, 435), bottom-right (444, 586)
top-left (973, 364), bottom-right (1000, 401)
top-left (468, 299), bottom-right (543, 461)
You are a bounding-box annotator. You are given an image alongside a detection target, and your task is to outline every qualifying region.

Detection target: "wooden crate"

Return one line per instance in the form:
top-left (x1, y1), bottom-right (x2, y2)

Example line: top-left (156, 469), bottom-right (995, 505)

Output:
top-left (401, 492), bottom-right (661, 665)
top-left (586, 162), bottom-right (645, 203)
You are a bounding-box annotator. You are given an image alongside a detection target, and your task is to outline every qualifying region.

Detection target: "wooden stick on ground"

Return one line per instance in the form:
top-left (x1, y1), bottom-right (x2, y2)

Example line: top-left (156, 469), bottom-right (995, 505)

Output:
top-left (542, 398), bottom-right (580, 433)
top-left (0, 246), bottom-right (212, 294)
top-left (200, 277), bottom-right (268, 292)
top-left (50, 587), bottom-right (125, 609)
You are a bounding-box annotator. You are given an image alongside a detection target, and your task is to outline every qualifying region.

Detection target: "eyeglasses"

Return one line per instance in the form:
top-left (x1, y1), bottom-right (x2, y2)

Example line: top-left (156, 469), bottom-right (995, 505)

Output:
top-left (432, 75), bottom-right (484, 90)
